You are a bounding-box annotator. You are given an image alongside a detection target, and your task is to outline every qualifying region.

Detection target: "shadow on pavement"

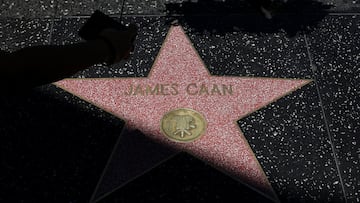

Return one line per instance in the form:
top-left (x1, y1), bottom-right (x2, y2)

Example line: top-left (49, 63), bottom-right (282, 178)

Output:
top-left (164, 0), bottom-right (333, 37)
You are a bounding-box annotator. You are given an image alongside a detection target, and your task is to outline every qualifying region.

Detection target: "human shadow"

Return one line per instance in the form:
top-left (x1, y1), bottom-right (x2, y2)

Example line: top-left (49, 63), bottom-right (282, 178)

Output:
top-left (97, 152), bottom-right (275, 203)
top-left (164, 0), bottom-right (333, 37)
top-left (0, 85), bottom-right (124, 202)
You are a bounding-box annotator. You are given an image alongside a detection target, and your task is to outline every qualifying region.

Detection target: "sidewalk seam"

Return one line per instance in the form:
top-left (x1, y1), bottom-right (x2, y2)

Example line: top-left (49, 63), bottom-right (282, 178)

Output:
top-left (303, 33), bottom-right (348, 203)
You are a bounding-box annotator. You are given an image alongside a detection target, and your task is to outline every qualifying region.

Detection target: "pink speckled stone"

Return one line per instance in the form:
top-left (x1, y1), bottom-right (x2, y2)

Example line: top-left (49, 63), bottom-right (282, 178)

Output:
top-left (55, 26), bottom-right (310, 199)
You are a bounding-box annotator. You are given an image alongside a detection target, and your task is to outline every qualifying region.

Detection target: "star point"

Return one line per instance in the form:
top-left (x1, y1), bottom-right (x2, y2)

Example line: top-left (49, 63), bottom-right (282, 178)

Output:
top-left (55, 25), bottom-right (310, 200)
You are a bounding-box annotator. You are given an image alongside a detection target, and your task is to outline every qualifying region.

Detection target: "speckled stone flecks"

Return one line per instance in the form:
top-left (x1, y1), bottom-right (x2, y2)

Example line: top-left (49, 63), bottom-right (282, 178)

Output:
top-left (55, 25), bottom-right (310, 200)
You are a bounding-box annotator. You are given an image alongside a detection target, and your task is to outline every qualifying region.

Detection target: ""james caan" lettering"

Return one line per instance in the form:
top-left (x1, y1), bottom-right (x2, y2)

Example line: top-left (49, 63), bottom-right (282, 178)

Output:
top-left (125, 83), bottom-right (233, 96)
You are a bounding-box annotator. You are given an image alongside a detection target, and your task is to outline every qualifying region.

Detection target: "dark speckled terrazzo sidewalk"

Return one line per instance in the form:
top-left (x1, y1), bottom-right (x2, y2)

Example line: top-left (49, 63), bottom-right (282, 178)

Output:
top-left (0, 0), bottom-right (359, 202)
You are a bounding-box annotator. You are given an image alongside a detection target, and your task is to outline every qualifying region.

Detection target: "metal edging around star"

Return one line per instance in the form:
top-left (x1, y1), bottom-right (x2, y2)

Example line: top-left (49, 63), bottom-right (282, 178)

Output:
top-left (53, 24), bottom-right (314, 203)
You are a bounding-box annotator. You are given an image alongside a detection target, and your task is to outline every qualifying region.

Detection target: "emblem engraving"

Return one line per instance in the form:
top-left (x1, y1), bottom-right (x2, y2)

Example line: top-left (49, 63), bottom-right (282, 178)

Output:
top-left (161, 108), bottom-right (207, 143)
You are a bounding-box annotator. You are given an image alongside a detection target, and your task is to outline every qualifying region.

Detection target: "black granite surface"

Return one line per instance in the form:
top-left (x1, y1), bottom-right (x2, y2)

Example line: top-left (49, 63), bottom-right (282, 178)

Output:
top-left (0, 0), bottom-right (55, 18)
top-left (51, 16), bottom-right (169, 78)
top-left (0, 85), bottom-right (123, 202)
top-left (120, 0), bottom-right (360, 15)
top-left (81, 14), bottom-right (345, 202)
top-left (91, 129), bottom-right (177, 202)
top-left (181, 16), bottom-right (314, 78)
top-left (96, 152), bottom-right (275, 203)
top-left (51, 13), bottom-right (320, 79)
top-left (0, 17), bottom-right (123, 202)
top-left (56, 0), bottom-right (98, 16)
top-left (239, 83), bottom-right (345, 202)
top-left (319, 0), bottom-right (360, 12)
top-left (1, 1), bottom-right (360, 202)
top-left (122, 0), bottom-right (184, 15)
top-left (1, 0), bottom-right (360, 19)
top-left (0, 19), bottom-right (51, 52)
top-left (99, 0), bottom-right (126, 15)
top-left (306, 15), bottom-right (360, 203)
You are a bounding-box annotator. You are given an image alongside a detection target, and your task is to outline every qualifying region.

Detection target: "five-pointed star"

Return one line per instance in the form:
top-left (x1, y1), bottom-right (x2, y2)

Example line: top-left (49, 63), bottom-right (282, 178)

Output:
top-left (55, 25), bottom-right (310, 200)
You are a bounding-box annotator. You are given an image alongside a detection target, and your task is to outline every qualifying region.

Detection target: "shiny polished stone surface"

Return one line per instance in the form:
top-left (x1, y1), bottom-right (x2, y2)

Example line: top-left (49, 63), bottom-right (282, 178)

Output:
top-left (0, 0), bottom-right (55, 18)
top-left (97, 152), bottom-right (275, 203)
top-left (120, 0), bottom-right (359, 15)
top-left (0, 86), bottom-right (123, 202)
top-left (0, 19), bottom-right (51, 52)
top-left (55, 25), bottom-right (312, 202)
top-left (238, 83), bottom-right (344, 202)
top-left (306, 15), bottom-right (360, 203)
top-left (1, 1), bottom-right (359, 202)
top-left (56, 0), bottom-right (98, 16)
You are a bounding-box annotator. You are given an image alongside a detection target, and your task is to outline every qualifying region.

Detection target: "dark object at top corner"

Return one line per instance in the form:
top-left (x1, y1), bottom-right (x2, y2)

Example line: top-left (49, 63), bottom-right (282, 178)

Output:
top-left (78, 10), bottom-right (127, 41)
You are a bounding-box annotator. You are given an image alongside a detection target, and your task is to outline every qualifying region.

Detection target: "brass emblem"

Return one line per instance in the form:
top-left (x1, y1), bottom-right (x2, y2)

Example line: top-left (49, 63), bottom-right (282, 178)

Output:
top-left (160, 108), bottom-right (207, 143)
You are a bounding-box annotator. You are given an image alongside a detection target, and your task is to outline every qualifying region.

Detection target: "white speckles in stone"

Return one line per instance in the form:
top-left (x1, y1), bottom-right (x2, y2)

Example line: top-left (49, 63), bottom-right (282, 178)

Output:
top-left (0, 19), bottom-right (51, 52)
top-left (50, 17), bottom-right (168, 78)
top-left (186, 22), bottom-right (312, 78)
top-left (57, 0), bottom-right (96, 16)
top-left (239, 82), bottom-right (344, 201)
top-left (305, 15), bottom-right (360, 203)
top-left (55, 25), bottom-right (312, 201)
top-left (0, 0), bottom-right (54, 17)
top-left (123, 0), bottom-right (184, 15)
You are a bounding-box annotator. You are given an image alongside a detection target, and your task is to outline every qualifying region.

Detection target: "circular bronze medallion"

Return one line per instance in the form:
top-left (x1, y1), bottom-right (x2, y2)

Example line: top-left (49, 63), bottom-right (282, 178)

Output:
top-left (160, 108), bottom-right (207, 143)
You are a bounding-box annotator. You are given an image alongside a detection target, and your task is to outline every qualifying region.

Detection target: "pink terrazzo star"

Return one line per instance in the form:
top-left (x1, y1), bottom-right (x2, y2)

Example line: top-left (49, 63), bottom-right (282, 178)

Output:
top-left (55, 25), bottom-right (310, 201)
